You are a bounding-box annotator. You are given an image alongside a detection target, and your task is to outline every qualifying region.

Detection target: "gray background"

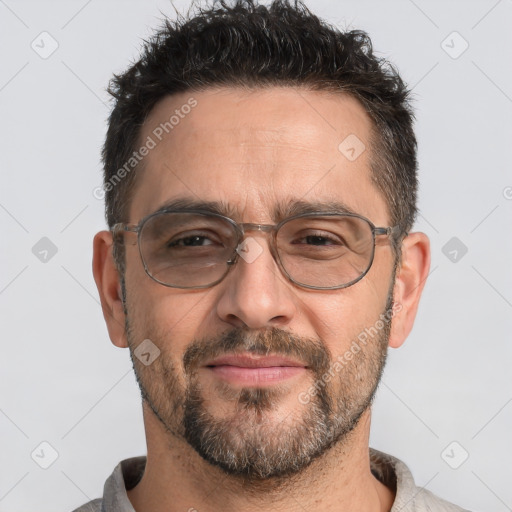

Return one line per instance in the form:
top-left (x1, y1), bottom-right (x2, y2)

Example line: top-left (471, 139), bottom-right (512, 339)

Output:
top-left (1, 0), bottom-right (511, 510)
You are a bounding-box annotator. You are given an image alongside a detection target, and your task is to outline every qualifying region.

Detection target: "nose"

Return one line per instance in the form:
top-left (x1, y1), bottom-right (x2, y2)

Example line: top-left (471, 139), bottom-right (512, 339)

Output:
top-left (215, 235), bottom-right (297, 329)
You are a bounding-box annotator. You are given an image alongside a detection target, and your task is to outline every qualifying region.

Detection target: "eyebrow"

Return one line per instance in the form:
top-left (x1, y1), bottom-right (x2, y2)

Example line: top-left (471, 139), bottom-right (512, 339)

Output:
top-left (148, 197), bottom-right (359, 222)
top-left (273, 199), bottom-right (358, 219)
top-left (150, 198), bottom-right (239, 219)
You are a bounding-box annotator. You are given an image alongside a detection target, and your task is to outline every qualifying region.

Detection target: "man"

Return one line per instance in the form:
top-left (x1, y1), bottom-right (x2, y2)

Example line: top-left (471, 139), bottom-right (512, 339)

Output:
top-left (77, 0), bottom-right (468, 510)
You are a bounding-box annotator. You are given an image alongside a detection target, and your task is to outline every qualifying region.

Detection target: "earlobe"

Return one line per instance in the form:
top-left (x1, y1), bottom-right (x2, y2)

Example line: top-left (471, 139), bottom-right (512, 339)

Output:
top-left (388, 232), bottom-right (430, 349)
top-left (92, 231), bottom-right (129, 348)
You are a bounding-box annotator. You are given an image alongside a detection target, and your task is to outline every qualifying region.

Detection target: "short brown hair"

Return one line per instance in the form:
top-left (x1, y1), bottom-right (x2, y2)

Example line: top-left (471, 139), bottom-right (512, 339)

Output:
top-left (103, 0), bottom-right (417, 247)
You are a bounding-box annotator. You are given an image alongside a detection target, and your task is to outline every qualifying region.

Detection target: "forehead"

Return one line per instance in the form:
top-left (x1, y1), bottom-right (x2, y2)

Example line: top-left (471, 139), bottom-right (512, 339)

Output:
top-left (131, 86), bottom-right (388, 224)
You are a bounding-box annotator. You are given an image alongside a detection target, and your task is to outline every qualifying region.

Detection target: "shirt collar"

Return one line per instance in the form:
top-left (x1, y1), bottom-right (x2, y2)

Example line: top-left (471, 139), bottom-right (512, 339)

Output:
top-left (101, 449), bottom-right (416, 511)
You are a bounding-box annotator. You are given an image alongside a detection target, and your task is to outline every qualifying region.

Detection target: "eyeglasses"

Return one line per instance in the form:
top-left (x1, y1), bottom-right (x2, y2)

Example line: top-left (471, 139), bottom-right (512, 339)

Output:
top-left (112, 209), bottom-right (402, 290)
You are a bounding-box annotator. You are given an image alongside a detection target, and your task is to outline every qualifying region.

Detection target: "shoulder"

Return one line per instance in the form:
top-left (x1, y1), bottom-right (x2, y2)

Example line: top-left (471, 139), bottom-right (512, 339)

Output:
top-left (370, 449), bottom-right (471, 512)
top-left (69, 457), bottom-right (146, 512)
top-left (71, 498), bottom-right (102, 512)
top-left (413, 487), bottom-right (471, 511)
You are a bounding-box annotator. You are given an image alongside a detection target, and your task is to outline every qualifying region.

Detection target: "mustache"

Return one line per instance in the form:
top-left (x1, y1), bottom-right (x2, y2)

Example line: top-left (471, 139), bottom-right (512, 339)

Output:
top-left (183, 327), bottom-right (332, 375)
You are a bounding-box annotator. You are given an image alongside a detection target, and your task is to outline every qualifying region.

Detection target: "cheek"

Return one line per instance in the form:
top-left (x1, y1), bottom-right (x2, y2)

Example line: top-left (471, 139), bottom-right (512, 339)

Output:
top-left (125, 270), bottom-right (212, 354)
top-left (304, 277), bottom-right (391, 356)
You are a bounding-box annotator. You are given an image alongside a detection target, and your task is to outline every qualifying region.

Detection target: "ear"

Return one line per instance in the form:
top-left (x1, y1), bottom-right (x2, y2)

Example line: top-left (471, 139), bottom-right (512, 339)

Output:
top-left (92, 231), bottom-right (128, 348)
top-left (388, 232), bottom-right (430, 349)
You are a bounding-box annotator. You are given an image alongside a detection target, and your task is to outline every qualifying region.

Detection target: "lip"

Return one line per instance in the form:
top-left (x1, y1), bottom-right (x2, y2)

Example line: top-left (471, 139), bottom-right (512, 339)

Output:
top-left (204, 354), bottom-right (307, 369)
top-left (203, 353), bottom-right (308, 386)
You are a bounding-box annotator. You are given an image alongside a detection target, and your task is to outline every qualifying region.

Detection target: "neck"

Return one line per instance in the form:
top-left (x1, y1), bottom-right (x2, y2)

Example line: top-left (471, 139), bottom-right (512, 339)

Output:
top-left (127, 406), bottom-right (395, 512)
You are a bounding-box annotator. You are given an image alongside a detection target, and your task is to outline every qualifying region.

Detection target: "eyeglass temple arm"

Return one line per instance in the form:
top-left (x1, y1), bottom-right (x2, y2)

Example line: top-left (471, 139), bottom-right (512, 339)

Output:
top-left (374, 225), bottom-right (404, 239)
top-left (111, 223), bottom-right (139, 242)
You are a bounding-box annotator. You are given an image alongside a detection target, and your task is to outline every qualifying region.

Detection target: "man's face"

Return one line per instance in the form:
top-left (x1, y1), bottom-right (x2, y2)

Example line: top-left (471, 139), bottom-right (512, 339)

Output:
top-left (122, 87), bottom-right (397, 480)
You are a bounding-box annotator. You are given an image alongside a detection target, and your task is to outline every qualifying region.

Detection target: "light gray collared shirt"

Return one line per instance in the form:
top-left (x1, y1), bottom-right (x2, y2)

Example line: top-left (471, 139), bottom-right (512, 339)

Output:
top-left (73, 449), bottom-right (470, 511)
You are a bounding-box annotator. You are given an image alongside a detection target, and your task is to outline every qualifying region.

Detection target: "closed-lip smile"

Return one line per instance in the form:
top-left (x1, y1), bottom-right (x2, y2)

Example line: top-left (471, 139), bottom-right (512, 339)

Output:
top-left (204, 353), bottom-right (307, 368)
top-left (203, 353), bottom-right (308, 385)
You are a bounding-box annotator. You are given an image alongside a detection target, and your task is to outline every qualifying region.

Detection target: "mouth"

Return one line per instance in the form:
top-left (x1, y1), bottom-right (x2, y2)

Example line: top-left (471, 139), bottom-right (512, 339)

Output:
top-left (203, 353), bottom-right (308, 386)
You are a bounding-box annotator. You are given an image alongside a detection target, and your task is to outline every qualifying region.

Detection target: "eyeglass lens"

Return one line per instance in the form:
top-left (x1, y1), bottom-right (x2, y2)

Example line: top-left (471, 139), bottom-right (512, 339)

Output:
top-left (138, 212), bottom-right (375, 289)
